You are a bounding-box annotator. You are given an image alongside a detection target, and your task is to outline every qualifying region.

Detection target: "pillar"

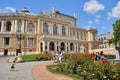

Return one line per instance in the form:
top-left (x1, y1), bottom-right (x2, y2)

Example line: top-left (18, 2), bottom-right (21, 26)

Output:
top-left (76, 43), bottom-right (78, 52)
top-left (58, 42), bottom-right (61, 51)
top-left (42, 41), bottom-right (45, 52)
top-left (55, 42), bottom-right (57, 52)
top-left (22, 20), bottom-right (24, 33)
top-left (65, 42), bottom-right (67, 52)
top-left (1, 20), bottom-right (4, 32)
top-left (68, 43), bottom-right (70, 52)
top-left (47, 41), bottom-right (49, 51)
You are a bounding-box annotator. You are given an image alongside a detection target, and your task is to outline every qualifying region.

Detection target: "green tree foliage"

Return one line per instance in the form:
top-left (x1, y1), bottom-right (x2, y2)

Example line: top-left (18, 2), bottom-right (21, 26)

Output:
top-left (108, 37), bottom-right (115, 45)
top-left (113, 20), bottom-right (120, 46)
top-left (108, 20), bottom-right (120, 54)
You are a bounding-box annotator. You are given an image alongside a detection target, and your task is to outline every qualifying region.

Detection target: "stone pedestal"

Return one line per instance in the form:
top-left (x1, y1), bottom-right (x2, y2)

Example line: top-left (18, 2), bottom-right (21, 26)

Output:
top-left (17, 53), bottom-right (23, 62)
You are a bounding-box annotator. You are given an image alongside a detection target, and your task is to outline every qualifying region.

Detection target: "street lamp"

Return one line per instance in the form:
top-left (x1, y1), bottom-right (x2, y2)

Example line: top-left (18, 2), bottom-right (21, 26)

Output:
top-left (17, 34), bottom-right (24, 54)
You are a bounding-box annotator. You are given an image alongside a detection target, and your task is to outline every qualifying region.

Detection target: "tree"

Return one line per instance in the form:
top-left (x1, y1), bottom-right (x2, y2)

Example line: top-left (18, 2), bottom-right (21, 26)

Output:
top-left (108, 37), bottom-right (115, 45)
top-left (108, 20), bottom-right (120, 54)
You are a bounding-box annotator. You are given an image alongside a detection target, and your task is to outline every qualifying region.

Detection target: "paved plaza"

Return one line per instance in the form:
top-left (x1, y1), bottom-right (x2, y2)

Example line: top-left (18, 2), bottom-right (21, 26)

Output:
top-left (0, 56), bottom-right (39, 80)
top-left (0, 56), bottom-right (73, 80)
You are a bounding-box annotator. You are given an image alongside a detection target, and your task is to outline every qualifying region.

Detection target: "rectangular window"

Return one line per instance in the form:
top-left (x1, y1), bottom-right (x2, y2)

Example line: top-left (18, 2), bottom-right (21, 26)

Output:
top-left (27, 27), bottom-right (34, 33)
top-left (28, 38), bottom-right (34, 46)
top-left (17, 26), bottom-right (21, 32)
top-left (77, 32), bottom-right (79, 39)
top-left (4, 37), bottom-right (10, 45)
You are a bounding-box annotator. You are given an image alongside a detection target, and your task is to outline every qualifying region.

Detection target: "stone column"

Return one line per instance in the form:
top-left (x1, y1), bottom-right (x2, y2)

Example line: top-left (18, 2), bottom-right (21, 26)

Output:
top-left (65, 42), bottom-right (67, 52)
top-left (55, 42), bottom-right (57, 52)
top-left (50, 23), bottom-right (53, 34)
top-left (76, 43), bottom-right (78, 52)
top-left (42, 41), bottom-right (45, 52)
top-left (1, 20), bottom-right (4, 32)
top-left (47, 41), bottom-right (49, 52)
top-left (14, 20), bottom-right (17, 33)
top-left (68, 43), bottom-right (70, 52)
top-left (22, 20), bottom-right (24, 33)
top-left (11, 20), bottom-right (14, 32)
top-left (74, 43), bottom-right (76, 52)
top-left (58, 42), bottom-right (61, 51)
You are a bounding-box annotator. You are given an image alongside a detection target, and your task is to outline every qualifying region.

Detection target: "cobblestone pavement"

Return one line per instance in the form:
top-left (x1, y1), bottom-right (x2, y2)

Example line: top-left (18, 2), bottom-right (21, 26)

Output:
top-left (0, 56), bottom-right (40, 80)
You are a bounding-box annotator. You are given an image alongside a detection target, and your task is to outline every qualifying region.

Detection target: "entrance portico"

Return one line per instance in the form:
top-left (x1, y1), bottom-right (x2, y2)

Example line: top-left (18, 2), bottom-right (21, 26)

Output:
top-left (39, 40), bottom-right (87, 53)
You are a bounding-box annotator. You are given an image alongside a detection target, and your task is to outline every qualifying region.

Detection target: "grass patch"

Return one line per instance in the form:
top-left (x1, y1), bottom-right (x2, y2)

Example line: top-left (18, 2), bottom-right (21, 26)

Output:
top-left (46, 65), bottom-right (82, 80)
top-left (22, 54), bottom-right (40, 61)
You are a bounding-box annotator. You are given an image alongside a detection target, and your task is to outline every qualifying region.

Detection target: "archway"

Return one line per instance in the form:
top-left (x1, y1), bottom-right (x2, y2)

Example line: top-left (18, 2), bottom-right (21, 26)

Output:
top-left (49, 42), bottom-right (54, 50)
top-left (40, 42), bottom-right (43, 53)
top-left (60, 42), bottom-right (65, 51)
top-left (70, 43), bottom-right (74, 51)
top-left (4, 49), bottom-right (8, 56)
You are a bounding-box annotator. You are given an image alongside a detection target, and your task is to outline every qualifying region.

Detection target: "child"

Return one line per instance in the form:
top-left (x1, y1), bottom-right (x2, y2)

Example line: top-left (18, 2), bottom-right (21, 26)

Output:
top-left (10, 61), bottom-right (16, 71)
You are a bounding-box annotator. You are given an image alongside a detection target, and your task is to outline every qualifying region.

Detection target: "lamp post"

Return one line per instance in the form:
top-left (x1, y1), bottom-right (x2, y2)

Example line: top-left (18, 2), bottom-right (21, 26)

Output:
top-left (17, 34), bottom-right (24, 54)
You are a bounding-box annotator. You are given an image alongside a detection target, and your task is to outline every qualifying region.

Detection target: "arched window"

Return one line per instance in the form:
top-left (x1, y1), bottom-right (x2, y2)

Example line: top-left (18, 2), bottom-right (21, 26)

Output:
top-left (43, 22), bottom-right (48, 33)
top-left (53, 24), bottom-right (57, 35)
top-left (49, 42), bottom-right (54, 50)
top-left (62, 26), bottom-right (66, 36)
top-left (27, 22), bottom-right (35, 33)
top-left (60, 42), bottom-right (65, 51)
top-left (0, 22), bottom-right (1, 31)
top-left (6, 21), bottom-right (11, 31)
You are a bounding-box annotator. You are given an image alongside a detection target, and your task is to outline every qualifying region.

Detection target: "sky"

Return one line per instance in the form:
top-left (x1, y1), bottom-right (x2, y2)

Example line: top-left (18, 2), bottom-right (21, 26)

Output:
top-left (0, 0), bottom-right (120, 35)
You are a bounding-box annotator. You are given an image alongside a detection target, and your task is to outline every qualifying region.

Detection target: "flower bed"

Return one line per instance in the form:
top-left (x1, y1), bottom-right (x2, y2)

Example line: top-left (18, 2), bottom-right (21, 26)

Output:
top-left (52, 53), bottom-right (120, 80)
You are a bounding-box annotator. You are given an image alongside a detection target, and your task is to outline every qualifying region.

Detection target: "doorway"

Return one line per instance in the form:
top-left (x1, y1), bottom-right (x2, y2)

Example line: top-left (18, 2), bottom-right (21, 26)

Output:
top-left (4, 49), bottom-right (8, 56)
top-left (16, 49), bottom-right (20, 56)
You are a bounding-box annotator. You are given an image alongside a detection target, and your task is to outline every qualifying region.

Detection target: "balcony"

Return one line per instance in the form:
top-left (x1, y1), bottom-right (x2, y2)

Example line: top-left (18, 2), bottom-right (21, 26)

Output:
top-left (39, 34), bottom-right (80, 41)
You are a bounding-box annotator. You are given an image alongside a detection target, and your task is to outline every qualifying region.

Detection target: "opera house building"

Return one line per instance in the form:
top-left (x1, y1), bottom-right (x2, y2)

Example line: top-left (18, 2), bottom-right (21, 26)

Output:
top-left (0, 7), bottom-right (98, 56)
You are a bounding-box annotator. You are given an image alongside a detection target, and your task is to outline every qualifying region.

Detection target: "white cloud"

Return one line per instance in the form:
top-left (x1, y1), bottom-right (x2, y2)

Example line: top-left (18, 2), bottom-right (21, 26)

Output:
top-left (83, 0), bottom-right (105, 14)
top-left (94, 19), bottom-right (99, 24)
top-left (5, 7), bottom-right (16, 13)
top-left (108, 1), bottom-right (120, 19)
top-left (0, 7), bottom-right (16, 13)
top-left (95, 15), bottom-right (101, 18)
top-left (101, 26), bottom-right (105, 29)
top-left (88, 20), bottom-right (93, 24)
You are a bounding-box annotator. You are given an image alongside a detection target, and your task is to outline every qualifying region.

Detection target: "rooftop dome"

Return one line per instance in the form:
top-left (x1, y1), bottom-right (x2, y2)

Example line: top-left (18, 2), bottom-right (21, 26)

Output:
top-left (21, 7), bottom-right (30, 13)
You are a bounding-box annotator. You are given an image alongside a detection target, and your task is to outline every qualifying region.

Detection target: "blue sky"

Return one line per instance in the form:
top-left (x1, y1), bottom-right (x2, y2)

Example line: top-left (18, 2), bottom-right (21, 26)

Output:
top-left (0, 0), bottom-right (120, 35)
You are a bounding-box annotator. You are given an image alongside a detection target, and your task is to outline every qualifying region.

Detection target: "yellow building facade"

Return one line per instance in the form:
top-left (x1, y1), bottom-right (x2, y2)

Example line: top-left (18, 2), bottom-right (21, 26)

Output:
top-left (0, 8), bottom-right (98, 56)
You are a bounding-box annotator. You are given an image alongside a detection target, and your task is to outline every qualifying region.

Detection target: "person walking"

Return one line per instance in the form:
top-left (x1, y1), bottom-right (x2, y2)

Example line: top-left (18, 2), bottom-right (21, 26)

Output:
top-left (58, 52), bottom-right (63, 63)
top-left (10, 60), bottom-right (16, 71)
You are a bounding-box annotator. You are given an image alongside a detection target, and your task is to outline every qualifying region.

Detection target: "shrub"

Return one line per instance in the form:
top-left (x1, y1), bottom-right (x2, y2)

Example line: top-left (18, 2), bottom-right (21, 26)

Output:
top-left (104, 54), bottom-right (115, 59)
top-left (36, 54), bottom-right (53, 61)
top-left (22, 53), bottom-right (53, 61)
top-left (53, 53), bottom-right (120, 80)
